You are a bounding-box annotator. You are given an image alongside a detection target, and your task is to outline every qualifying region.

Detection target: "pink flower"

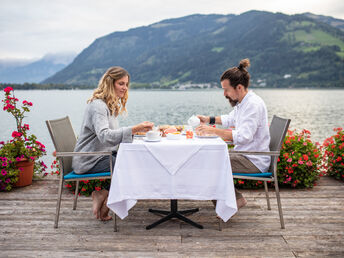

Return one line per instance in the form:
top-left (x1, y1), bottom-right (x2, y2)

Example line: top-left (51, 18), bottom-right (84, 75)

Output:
top-left (298, 160), bottom-right (304, 165)
top-left (306, 161), bottom-right (313, 166)
top-left (1, 169), bottom-right (7, 176)
top-left (287, 158), bottom-right (292, 162)
top-left (4, 86), bottom-right (13, 93)
top-left (303, 142), bottom-right (307, 146)
top-left (23, 124), bottom-right (30, 130)
top-left (12, 131), bottom-right (22, 138)
top-left (2, 162), bottom-right (8, 167)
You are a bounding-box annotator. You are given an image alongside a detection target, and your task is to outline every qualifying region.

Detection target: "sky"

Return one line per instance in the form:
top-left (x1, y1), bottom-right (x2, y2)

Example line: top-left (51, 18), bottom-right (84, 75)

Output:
top-left (1, 0), bottom-right (344, 61)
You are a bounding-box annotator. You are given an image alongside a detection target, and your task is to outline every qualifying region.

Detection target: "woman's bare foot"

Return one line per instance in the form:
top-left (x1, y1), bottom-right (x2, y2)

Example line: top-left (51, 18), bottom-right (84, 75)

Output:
top-left (91, 189), bottom-right (108, 219)
top-left (100, 197), bottom-right (112, 221)
top-left (236, 197), bottom-right (247, 209)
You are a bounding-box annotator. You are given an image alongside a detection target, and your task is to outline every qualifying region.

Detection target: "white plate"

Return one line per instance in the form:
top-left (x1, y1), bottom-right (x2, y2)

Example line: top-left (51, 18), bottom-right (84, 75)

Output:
top-left (143, 137), bottom-right (161, 142)
top-left (195, 135), bottom-right (218, 139)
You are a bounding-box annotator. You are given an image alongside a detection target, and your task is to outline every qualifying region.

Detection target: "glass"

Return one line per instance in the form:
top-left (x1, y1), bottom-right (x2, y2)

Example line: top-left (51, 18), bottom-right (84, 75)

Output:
top-left (185, 126), bottom-right (193, 139)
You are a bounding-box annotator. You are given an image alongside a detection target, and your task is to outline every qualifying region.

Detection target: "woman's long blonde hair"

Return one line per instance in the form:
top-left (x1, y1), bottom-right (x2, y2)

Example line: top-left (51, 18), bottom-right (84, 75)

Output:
top-left (88, 66), bottom-right (130, 116)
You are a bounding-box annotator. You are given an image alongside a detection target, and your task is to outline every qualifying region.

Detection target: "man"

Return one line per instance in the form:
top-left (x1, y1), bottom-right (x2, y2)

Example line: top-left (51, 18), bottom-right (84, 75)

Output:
top-left (196, 58), bottom-right (270, 209)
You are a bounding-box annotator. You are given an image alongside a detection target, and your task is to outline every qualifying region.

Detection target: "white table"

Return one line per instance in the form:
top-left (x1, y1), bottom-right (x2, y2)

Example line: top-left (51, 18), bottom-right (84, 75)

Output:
top-left (107, 136), bottom-right (237, 228)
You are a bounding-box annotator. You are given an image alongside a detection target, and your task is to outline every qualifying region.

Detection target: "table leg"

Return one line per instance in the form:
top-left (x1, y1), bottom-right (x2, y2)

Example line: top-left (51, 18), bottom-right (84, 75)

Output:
top-left (146, 200), bottom-right (203, 230)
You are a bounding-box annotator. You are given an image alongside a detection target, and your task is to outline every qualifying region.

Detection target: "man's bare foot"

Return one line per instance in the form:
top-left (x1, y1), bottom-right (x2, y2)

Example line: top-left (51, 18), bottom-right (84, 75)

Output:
top-left (236, 197), bottom-right (247, 210)
top-left (91, 189), bottom-right (108, 219)
top-left (100, 197), bottom-right (112, 221)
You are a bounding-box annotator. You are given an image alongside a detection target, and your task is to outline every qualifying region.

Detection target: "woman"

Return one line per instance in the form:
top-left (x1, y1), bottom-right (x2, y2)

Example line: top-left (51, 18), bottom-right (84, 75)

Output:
top-left (72, 66), bottom-right (154, 221)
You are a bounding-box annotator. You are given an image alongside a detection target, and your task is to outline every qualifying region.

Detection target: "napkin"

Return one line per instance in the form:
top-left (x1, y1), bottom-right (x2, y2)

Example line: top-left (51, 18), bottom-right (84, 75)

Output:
top-left (144, 141), bottom-right (202, 175)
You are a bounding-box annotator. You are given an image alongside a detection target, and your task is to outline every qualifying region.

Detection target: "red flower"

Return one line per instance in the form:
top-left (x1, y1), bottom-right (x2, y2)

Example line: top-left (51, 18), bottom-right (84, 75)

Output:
top-left (12, 131), bottom-right (22, 138)
top-left (4, 87), bottom-right (13, 93)
top-left (302, 154), bottom-right (309, 161)
top-left (95, 186), bottom-right (101, 191)
top-left (81, 187), bottom-right (86, 192)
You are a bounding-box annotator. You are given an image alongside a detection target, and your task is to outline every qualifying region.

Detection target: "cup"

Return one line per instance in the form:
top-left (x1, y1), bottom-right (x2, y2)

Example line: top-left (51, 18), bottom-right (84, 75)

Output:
top-left (188, 115), bottom-right (200, 127)
top-left (146, 130), bottom-right (161, 140)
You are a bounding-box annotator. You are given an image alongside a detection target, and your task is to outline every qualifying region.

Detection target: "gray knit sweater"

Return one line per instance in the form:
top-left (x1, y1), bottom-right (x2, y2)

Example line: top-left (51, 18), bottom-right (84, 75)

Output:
top-left (72, 99), bottom-right (133, 174)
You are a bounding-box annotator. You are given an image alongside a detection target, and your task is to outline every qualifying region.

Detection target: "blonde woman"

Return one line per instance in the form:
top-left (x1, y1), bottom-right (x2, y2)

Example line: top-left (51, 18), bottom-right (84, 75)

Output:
top-left (72, 66), bottom-right (154, 221)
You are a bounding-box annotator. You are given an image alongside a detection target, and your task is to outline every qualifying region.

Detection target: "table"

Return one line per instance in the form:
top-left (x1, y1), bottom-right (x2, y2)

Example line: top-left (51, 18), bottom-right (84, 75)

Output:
top-left (107, 136), bottom-right (237, 229)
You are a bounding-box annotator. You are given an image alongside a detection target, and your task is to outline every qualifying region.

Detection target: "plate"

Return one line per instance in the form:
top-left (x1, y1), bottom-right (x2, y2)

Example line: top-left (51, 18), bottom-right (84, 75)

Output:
top-left (195, 135), bottom-right (218, 139)
top-left (143, 137), bottom-right (161, 142)
top-left (134, 134), bottom-right (146, 137)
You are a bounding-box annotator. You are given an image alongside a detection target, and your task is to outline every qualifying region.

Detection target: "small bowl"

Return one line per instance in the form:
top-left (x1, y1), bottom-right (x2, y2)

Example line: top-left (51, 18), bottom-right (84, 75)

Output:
top-left (166, 133), bottom-right (181, 140)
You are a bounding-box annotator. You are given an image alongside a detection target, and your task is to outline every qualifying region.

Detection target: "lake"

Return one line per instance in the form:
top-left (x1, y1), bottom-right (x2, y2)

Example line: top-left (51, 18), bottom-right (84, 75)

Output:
top-left (1, 89), bottom-right (343, 168)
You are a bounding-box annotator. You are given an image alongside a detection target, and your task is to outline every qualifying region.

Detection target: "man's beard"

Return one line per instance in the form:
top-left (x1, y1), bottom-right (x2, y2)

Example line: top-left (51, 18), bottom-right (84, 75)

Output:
top-left (226, 96), bottom-right (238, 107)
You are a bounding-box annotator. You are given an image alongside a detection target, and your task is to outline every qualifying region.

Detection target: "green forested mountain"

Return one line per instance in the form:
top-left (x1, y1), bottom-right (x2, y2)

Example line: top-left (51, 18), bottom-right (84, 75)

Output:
top-left (43, 11), bottom-right (344, 88)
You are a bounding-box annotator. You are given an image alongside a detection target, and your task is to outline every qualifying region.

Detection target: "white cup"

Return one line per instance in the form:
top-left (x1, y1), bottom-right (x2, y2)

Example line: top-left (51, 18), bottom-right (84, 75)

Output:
top-left (188, 115), bottom-right (200, 127)
top-left (146, 130), bottom-right (161, 140)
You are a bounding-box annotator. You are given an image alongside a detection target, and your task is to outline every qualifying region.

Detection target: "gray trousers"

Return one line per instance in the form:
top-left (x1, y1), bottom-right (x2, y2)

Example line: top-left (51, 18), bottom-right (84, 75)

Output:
top-left (230, 155), bottom-right (260, 200)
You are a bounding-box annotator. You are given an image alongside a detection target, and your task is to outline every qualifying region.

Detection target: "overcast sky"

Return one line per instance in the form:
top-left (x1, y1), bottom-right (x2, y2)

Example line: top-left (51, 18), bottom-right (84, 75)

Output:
top-left (1, 0), bottom-right (343, 61)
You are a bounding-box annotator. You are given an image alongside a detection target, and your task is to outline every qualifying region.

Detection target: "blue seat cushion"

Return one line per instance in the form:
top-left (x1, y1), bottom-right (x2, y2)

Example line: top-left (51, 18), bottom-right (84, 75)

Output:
top-left (64, 171), bottom-right (111, 180)
top-left (233, 172), bottom-right (272, 177)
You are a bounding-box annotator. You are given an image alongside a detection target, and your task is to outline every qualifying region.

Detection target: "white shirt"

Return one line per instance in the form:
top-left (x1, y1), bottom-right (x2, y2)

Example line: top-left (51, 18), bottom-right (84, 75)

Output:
top-left (221, 91), bottom-right (271, 172)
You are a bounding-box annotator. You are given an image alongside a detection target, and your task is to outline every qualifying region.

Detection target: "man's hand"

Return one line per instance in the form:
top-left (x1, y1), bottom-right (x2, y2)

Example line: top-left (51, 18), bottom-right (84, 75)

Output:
top-left (197, 115), bottom-right (210, 124)
top-left (195, 124), bottom-right (216, 136)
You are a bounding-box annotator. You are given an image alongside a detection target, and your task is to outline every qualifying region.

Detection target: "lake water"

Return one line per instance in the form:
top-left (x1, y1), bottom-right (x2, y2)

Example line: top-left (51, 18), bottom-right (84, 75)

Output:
top-left (1, 89), bottom-right (343, 169)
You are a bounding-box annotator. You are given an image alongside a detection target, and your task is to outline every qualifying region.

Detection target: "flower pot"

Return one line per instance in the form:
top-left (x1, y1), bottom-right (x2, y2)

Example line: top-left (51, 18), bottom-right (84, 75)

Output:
top-left (14, 160), bottom-right (34, 187)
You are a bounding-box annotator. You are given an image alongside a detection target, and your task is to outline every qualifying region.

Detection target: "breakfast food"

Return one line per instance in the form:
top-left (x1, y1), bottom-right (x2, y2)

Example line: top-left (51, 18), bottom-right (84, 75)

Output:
top-left (135, 132), bottom-right (146, 136)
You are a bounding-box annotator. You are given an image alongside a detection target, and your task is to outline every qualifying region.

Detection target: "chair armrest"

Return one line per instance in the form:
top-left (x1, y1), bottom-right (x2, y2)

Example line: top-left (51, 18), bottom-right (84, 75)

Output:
top-left (228, 150), bottom-right (280, 156)
top-left (56, 151), bottom-right (112, 157)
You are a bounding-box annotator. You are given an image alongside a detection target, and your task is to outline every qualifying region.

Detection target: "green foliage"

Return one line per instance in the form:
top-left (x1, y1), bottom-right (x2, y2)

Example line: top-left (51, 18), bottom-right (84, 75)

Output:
top-left (323, 128), bottom-right (344, 181)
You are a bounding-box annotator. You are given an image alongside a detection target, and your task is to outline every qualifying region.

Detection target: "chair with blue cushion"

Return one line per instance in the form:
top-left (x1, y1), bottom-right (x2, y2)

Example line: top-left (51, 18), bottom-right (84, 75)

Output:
top-left (224, 115), bottom-right (290, 230)
top-left (46, 116), bottom-right (116, 231)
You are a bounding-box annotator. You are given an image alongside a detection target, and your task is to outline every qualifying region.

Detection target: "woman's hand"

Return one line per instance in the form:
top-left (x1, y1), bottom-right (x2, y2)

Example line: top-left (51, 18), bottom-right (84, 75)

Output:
top-left (197, 115), bottom-right (209, 124)
top-left (132, 121), bottom-right (154, 134)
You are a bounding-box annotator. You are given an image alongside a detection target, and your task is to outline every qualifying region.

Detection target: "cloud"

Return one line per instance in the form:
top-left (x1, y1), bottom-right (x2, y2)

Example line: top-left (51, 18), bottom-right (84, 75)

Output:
top-left (0, 0), bottom-right (343, 59)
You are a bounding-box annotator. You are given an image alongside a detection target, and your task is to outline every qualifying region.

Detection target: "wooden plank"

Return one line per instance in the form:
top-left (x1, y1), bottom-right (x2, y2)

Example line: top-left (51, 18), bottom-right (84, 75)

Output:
top-left (1, 176), bottom-right (344, 256)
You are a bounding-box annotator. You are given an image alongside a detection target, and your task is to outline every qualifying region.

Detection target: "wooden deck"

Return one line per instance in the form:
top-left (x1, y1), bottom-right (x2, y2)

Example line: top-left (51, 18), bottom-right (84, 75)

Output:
top-left (1, 176), bottom-right (343, 257)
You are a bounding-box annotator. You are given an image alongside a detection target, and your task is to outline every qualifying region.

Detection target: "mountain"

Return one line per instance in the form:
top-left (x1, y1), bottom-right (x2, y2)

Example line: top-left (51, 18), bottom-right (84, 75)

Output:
top-left (0, 52), bottom-right (76, 84)
top-left (303, 12), bottom-right (344, 32)
top-left (44, 11), bottom-right (344, 88)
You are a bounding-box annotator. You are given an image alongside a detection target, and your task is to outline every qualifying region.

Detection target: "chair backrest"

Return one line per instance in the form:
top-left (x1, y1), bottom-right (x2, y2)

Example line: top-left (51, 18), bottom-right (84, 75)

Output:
top-left (46, 116), bottom-right (77, 175)
top-left (269, 115), bottom-right (291, 171)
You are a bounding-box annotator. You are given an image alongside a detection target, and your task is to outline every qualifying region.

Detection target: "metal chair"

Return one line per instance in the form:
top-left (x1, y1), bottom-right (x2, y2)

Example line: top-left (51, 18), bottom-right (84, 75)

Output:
top-left (46, 116), bottom-right (117, 231)
top-left (221, 115), bottom-right (290, 230)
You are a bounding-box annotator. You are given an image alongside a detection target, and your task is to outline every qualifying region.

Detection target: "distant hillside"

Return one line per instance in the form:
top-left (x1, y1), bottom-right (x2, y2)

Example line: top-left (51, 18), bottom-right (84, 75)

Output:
top-left (303, 12), bottom-right (344, 32)
top-left (44, 11), bottom-right (344, 88)
top-left (0, 53), bottom-right (76, 84)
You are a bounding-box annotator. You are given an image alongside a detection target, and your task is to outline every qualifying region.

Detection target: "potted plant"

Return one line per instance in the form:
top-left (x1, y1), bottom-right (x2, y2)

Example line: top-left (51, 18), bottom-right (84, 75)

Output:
top-left (0, 86), bottom-right (47, 190)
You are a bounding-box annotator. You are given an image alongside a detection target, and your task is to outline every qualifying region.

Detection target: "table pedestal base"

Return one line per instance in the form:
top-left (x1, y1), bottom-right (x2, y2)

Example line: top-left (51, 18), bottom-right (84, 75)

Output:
top-left (146, 200), bottom-right (203, 230)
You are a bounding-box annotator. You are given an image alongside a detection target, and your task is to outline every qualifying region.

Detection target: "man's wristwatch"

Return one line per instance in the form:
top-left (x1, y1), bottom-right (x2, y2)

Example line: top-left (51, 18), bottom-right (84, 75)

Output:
top-left (209, 116), bottom-right (216, 125)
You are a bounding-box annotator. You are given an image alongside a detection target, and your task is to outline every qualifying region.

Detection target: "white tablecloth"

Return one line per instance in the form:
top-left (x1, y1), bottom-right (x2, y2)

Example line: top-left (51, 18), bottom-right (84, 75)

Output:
top-left (107, 136), bottom-right (237, 222)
